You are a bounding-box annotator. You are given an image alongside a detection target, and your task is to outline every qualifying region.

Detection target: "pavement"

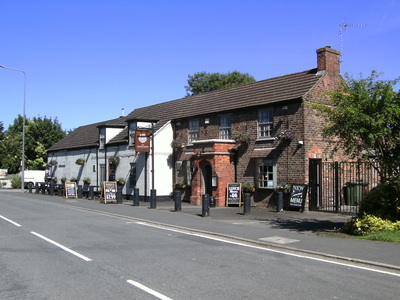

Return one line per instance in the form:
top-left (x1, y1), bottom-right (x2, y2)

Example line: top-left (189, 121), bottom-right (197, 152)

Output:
top-left (2, 190), bottom-right (400, 272)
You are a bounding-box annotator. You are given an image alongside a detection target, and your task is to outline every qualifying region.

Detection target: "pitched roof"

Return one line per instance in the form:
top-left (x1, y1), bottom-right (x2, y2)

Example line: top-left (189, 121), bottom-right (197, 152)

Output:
top-left (126, 68), bottom-right (322, 124)
top-left (48, 68), bottom-right (323, 151)
top-left (48, 117), bottom-right (127, 151)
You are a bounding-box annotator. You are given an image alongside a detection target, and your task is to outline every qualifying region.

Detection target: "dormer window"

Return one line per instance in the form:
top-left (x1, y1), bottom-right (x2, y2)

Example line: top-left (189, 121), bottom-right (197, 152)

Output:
top-left (99, 128), bottom-right (105, 149)
top-left (128, 122), bottom-right (137, 146)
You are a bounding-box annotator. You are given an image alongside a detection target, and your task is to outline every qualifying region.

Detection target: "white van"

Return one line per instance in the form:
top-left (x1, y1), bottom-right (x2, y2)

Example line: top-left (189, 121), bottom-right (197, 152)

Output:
top-left (22, 170), bottom-right (46, 188)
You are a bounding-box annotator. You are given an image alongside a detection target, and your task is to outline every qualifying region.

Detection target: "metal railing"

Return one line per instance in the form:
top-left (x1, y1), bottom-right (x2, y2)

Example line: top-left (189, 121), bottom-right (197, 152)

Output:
top-left (312, 161), bottom-right (380, 214)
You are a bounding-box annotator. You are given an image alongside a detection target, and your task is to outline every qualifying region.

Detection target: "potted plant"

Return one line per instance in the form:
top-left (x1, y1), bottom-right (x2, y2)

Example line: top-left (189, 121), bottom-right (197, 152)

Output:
top-left (275, 183), bottom-right (292, 194)
top-left (234, 134), bottom-right (250, 145)
top-left (109, 156), bottom-right (120, 166)
top-left (242, 182), bottom-right (255, 193)
top-left (51, 177), bottom-right (58, 183)
top-left (116, 178), bottom-right (126, 186)
top-left (75, 158), bottom-right (85, 165)
top-left (70, 177), bottom-right (77, 182)
top-left (174, 181), bottom-right (187, 190)
top-left (61, 177), bottom-right (67, 183)
top-left (276, 129), bottom-right (294, 141)
top-left (171, 140), bottom-right (185, 149)
top-left (83, 177), bottom-right (91, 184)
top-left (48, 159), bottom-right (58, 166)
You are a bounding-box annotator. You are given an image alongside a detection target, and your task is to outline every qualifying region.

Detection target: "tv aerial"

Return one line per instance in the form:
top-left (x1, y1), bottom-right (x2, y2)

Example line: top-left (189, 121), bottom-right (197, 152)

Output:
top-left (339, 22), bottom-right (366, 62)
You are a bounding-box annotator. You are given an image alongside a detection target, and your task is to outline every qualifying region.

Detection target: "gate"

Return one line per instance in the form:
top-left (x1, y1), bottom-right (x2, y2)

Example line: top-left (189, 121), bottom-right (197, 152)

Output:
top-left (309, 160), bottom-right (380, 214)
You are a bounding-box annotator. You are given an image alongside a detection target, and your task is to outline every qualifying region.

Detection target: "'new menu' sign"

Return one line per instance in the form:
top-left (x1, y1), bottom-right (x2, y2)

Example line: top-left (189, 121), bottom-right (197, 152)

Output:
top-left (288, 184), bottom-right (308, 210)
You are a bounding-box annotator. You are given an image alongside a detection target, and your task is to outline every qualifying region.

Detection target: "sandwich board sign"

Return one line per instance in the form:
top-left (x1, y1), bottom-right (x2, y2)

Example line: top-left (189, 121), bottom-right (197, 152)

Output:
top-left (65, 182), bottom-right (77, 199)
top-left (102, 181), bottom-right (117, 204)
top-left (288, 184), bottom-right (308, 210)
top-left (226, 183), bottom-right (242, 206)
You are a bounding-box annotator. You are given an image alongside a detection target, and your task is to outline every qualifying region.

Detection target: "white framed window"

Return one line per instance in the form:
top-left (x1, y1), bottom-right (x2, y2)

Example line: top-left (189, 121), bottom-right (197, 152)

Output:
top-left (189, 119), bottom-right (199, 143)
top-left (257, 159), bottom-right (277, 188)
top-left (219, 114), bottom-right (231, 139)
top-left (258, 109), bottom-right (273, 138)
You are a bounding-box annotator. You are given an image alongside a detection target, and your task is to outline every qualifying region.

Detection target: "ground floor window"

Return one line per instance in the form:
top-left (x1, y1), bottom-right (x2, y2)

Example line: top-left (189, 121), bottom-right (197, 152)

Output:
top-left (100, 164), bottom-right (105, 183)
top-left (257, 159), bottom-right (276, 188)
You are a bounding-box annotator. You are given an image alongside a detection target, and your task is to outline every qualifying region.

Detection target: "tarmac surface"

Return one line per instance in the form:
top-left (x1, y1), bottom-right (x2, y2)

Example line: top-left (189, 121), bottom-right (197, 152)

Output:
top-left (1, 190), bottom-right (399, 272)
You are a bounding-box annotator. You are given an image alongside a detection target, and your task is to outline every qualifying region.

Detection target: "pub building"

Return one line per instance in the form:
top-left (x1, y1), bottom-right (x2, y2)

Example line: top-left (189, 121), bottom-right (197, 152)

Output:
top-left (48, 46), bottom-right (343, 210)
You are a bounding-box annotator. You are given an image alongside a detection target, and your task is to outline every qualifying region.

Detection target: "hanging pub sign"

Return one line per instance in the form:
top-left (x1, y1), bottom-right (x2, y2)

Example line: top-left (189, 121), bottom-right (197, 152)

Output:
top-left (288, 184), bottom-right (308, 210)
top-left (135, 130), bottom-right (151, 152)
top-left (65, 181), bottom-right (77, 199)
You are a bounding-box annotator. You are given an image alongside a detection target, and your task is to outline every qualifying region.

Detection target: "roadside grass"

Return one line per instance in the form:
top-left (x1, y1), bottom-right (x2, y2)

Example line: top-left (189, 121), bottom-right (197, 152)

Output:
top-left (354, 230), bottom-right (400, 242)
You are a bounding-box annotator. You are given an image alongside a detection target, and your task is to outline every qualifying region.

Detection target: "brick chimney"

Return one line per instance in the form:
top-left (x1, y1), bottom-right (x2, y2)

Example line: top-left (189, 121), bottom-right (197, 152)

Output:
top-left (316, 46), bottom-right (340, 74)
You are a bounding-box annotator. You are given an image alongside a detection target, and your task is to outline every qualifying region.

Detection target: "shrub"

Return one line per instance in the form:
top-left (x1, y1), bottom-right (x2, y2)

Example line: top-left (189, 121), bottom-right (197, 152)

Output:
top-left (342, 214), bottom-right (400, 236)
top-left (11, 175), bottom-right (21, 189)
top-left (359, 183), bottom-right (399, 221)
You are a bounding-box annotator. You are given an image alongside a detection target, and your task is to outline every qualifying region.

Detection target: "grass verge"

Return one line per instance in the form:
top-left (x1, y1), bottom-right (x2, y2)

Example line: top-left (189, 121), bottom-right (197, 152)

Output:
top-left (354, 230), bottom-right (400, 242)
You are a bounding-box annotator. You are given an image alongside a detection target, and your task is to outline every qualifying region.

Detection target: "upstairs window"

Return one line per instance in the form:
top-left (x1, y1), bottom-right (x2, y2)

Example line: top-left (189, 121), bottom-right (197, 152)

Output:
top-left (219, 115), bottom-right (231, 139)
top-left (258, 109), bottom-right (273, 138)
top-left (188, 119), bottom-right (199, 143)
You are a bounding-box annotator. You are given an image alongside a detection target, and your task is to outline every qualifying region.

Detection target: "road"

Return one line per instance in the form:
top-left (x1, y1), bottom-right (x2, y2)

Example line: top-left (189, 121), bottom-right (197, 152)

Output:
top-left (1, 193), bottom-right (399, 299)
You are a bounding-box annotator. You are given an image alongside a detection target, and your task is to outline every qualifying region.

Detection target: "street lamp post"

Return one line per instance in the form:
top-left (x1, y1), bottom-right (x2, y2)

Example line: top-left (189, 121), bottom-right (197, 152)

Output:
top-left (0, 65), bottom-right (26, 193)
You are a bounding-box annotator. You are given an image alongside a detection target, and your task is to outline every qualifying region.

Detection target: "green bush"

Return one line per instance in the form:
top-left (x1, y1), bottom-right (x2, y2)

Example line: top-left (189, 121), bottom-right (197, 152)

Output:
top-left (11, 175), bottom-right (21, 189)
top-left (359, 183), bottom-right (399, 221)
top-left (342, 214), bottom-right (400, 236)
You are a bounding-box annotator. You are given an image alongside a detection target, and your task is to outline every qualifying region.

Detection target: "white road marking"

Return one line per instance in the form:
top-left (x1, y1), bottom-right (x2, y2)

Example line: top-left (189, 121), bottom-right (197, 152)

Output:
top-left (31, 231), bottom-right (92, 262)
top-left (135, 221), bottom-right (400, 278)
top-left (0, 215), bottom-right (22, 227)
top-left (127, 279), bottom-right (173, 300)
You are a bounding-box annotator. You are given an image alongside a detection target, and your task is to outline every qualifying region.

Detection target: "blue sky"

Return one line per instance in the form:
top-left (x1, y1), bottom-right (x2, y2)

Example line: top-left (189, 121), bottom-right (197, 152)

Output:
top-left (1, 0), bottom-right (399, 132)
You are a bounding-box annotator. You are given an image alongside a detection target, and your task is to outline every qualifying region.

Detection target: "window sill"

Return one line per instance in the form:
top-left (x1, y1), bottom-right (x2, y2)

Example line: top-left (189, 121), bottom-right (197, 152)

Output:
top-left (256, 137), bottom-right (276, 142)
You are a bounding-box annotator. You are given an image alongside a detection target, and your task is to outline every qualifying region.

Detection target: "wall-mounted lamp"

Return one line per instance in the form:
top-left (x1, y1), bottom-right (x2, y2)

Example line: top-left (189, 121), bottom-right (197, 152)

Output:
top-left (298, 140), bottom-right (304, 145)
top-left (212, 175), bottom-right (218, 187)
top-left (282, 105), bottom-right (288, 110)
top-left (205, 117), bottom-right (210, 124)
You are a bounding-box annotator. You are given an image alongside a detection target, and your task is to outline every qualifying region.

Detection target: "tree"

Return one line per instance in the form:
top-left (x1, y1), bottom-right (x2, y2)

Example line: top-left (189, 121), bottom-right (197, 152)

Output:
top-left (314, 71), bottom-right (400, 182)
top-left (313, 72), bottom-right (400, 219)
top-left (185, 71), bottom-right (256, 96)
top-left (0, 116), bottom-right (66, 173)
